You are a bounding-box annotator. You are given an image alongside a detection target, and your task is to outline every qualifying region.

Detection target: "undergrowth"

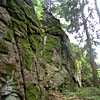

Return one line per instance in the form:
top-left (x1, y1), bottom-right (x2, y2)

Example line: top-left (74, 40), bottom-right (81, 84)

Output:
top-left (56, 87), bottom-right (100, 100)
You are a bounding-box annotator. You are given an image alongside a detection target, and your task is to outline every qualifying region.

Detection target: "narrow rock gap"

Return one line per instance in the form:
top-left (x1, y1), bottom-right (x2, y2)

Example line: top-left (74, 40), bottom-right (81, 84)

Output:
top-left (13, 34), bottom-right (27, 100)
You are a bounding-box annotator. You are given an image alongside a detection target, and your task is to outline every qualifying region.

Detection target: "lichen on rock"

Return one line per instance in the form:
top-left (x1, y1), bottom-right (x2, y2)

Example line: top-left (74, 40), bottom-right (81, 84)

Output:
top-left (1, 71), bottom-right (21, 100)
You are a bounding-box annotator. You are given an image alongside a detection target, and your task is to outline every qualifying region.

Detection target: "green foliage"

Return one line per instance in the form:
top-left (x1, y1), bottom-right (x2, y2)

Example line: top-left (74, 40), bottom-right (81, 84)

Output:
top-left (71, 43), bottom-right (80, 59)
top-left (35, 0), bottom-right (44, 20)
top-left (0, 41), bottom-right (9, 54)
top-left (32, 0), bottom-right (44, 20)
top-left (80, 50), bottom-right (92, 80)
top-left (77, 87), bottom-right (100, 98)
top-left (57, 87), bottom-right (100, 100)
top-left (71, 43), bottom-right (93, 86)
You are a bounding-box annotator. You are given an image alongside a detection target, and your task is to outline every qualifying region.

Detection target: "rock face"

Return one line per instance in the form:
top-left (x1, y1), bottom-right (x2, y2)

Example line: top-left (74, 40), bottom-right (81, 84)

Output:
top-left (0, 0), bottom-right (79, 100)
top-left (0, 0), bottom-right (8, 7)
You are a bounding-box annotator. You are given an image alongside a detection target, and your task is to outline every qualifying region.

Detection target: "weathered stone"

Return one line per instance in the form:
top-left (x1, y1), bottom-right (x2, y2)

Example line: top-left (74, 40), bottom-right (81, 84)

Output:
top-left (0, 7), bottom-right (11, 25)
top-left (14, 28), bottom-right (23, 37)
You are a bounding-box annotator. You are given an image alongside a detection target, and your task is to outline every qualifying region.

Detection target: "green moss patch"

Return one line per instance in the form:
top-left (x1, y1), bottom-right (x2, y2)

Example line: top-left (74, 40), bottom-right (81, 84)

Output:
top-left (28, 23), bottom-right (41, 34)
top-left (22, 43), bottom-right (33, 70)
top-left (5, 29), bottom-right (14, 42)
top-left (26, 85), bottom-right (41, 100)
top-left (0, 41), bottom-right (9, 54)
top-left (6, 63), bottom-right (16, 76)
top-left (29, 35), bottom-right (43, 59)
top-left (48, 28), bottom-right (64, 34)
top-left (8, 0), bottom-right (26, 21)
top-left (17, 38), bottom-right (33, 70)
top-left (21, 0), bottom-right (38, 27)
top-left (11, 17), bottom-right (27, 37)
top-left (42, 35), bottom-right (61, 64)
top-left (8, 0), bottom-right (28, 37)
top-left (8, 0), bottom-right (42, 38)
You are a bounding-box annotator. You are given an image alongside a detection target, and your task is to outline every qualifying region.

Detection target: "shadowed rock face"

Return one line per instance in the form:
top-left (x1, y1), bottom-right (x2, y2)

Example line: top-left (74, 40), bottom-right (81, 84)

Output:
top-left (0, 0), bottom-right (8, 7)
top-left (0, 0), bottom-right (79, 100)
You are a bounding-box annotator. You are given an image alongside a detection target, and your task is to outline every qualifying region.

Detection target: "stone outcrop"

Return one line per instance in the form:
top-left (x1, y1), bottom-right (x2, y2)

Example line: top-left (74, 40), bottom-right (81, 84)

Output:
top-left (0, 0), bottom-right (79, 100)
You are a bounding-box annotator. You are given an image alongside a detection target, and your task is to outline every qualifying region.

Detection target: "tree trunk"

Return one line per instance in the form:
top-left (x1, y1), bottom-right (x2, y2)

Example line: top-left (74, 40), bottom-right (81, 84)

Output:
top-left (82, 12), bottom-right (99, 88)
top-left (94, 0), bottom-right (100, 23)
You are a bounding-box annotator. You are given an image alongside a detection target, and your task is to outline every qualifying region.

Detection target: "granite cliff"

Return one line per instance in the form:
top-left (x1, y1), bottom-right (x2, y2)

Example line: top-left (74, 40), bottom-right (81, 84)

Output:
top-left (0, 0), bottom-right (80, 100)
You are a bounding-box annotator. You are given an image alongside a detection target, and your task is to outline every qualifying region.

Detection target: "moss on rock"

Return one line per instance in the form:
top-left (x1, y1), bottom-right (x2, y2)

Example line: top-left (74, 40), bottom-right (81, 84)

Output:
top-left (11, 17), bottom-right (27, 37)
top-left (22, 44), bottom-right (33, 70)
top-left (8, 0), bottom-right (26, 21)
top-left (43, 35), bottom-right (61, 64)
top-left (5, 29), bottom-right (14, 42)
top-left (29, 35), bottom-right (43, 59)
top-left (26, 85), bottom-right (41, 100)
top-left (28, 23), bottom-right (41, 34)
top-left (6, 63), bottom-right (16, 76)
top-left (17, 37), bottom-right (33, 70)
top-left (21, 0), bottom-right (38, 27)
top-left (0, 41), bottom-right (8, 54)
top-left (48, 28), bottom-right (64, 35)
